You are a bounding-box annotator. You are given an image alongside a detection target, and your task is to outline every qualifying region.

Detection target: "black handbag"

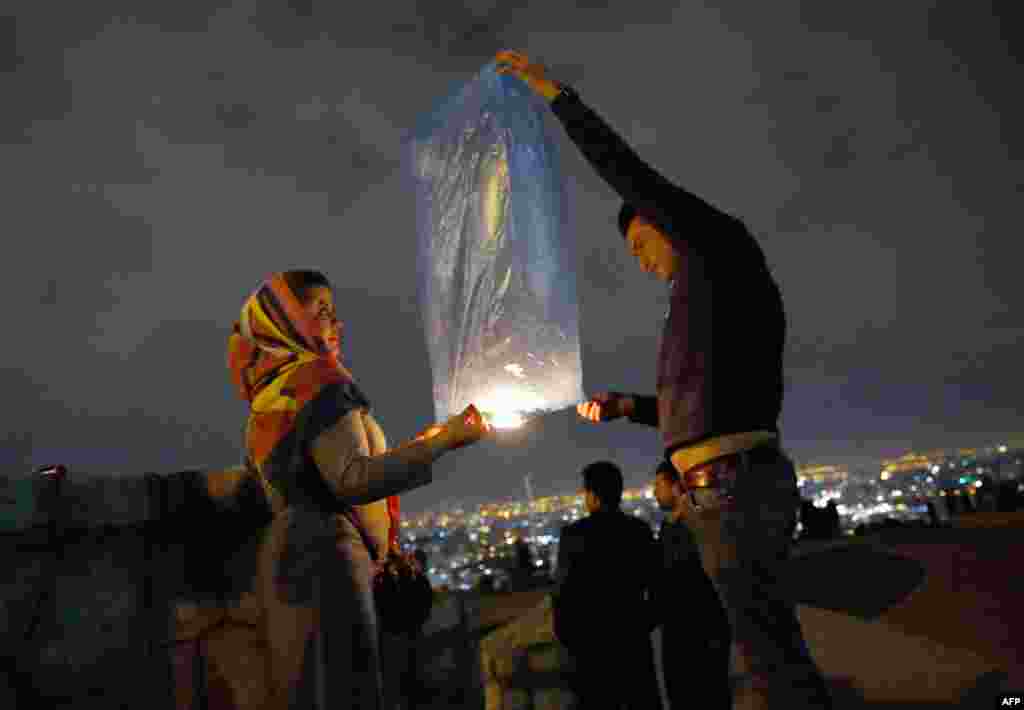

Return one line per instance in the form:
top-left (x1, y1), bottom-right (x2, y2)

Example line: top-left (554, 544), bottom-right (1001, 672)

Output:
top-left (341, 509), bottom-right (434, 635)
top-left (372, 552), bottom-right (434, 634)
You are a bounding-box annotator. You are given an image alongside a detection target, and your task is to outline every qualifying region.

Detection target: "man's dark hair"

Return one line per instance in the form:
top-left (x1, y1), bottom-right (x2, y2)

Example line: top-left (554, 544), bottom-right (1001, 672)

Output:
top-left (655, 459), bottom-right (679, 483)
top-left (617, 203), bottom-right (638, 238)
top-left (282, 269), bottom-right (331, 304)
top-left (582, 460), bottom-right (624, 508)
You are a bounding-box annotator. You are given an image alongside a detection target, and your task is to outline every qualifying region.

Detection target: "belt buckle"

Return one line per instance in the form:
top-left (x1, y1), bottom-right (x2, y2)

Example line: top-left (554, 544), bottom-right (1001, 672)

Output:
top-left (684, 462), bottom-right (714, 511)
top-left (686, 462), bottom-right (714, 488)
top-left (684, 457), bottom-right (738, 510)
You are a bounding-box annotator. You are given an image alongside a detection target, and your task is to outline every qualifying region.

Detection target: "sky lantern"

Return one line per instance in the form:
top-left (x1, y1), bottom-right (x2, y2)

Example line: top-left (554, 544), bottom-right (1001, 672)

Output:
top-left (406, 61), bottom-right (582, 429)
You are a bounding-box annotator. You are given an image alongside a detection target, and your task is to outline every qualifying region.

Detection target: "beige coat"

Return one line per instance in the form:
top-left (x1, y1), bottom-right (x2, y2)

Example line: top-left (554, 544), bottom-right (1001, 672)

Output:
top-left (257, 406), bottom-right (440, 708)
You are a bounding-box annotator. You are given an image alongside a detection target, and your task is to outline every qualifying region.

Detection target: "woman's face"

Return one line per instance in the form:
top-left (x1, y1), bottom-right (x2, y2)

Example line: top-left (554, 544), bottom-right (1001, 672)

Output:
top-left (305, 286), bottom-right (342, 356)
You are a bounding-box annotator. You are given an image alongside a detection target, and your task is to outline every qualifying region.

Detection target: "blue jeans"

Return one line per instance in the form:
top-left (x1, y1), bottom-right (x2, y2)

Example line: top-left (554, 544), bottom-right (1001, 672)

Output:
top-left (678, 448), bottom-right (832, 710)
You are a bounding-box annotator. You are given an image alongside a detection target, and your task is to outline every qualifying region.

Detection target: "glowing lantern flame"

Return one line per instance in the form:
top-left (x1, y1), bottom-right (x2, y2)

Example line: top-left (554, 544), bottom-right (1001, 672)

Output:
top-left (477, 386), bottom-right (546, 430)
top-left (489, 411), bottom-right (525, 429)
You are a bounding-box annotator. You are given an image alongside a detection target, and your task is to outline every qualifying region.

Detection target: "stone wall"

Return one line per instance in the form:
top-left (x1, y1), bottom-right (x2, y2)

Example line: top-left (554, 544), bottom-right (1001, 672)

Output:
top-left (0, 469), bottom-right (489, 709)
top-left (0, 467), bottom-right (268, 708)
top-left (479, 594), bottom-right (575, 710)
top-left (0, 523), bottom-right (173, 708)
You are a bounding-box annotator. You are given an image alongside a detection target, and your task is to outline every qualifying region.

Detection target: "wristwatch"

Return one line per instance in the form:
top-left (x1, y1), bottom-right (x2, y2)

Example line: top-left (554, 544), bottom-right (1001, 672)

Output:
top-left (554, 82), bottom-right (579, 103)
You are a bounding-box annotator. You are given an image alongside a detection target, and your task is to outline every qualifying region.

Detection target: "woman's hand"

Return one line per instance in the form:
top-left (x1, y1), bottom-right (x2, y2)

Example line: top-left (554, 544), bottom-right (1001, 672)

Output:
top-left (576, 392), bottom-right (635, 423)
top-left (440, 404), bottom-right (492, 451)
top-left (411, 405), bottom-right (491, 457)
top-left (495, 50), bottom-right (562, 102)
top-left (413, 424), bottom-right (445, 442)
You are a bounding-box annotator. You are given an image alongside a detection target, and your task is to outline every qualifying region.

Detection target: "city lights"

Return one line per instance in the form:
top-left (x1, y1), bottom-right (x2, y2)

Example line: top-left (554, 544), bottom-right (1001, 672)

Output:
top-left (395, 442), bottom-right (1021, 591)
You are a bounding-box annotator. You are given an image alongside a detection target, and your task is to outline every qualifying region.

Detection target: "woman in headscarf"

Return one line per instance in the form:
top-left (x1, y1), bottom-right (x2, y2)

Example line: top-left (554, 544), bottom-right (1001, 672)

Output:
top-left (228, 269), bottom-right (489, 709)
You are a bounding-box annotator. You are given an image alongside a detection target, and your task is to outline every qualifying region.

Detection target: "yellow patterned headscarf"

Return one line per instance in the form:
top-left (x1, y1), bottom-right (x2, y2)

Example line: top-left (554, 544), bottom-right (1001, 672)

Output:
top-left (227, 273), bottom-right (371, 511)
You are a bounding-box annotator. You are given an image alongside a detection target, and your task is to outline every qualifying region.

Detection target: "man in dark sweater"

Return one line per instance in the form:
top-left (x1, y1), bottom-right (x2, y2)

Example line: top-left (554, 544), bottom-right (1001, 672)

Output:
top-left (553, 461), bottom-right (662, 709)
top-left (497, 50), bottom-right (831, 710)
top-left (652, 460), bottom-right (731, 709)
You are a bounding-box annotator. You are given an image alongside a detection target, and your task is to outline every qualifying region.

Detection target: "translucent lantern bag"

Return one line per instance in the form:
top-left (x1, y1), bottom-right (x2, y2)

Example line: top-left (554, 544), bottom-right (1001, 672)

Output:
top-left (406, 61), bottom-right (582, 428)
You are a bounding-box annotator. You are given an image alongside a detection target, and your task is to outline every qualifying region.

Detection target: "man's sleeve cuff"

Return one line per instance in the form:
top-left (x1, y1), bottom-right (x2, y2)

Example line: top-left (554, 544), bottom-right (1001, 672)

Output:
top-left (550, 83), bottom-right (581, 114)
top-left (627, 395), bottom-right (659, 427)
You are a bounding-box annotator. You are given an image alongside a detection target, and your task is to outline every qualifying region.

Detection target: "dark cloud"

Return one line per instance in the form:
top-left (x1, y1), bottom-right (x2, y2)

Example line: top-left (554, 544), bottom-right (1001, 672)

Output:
top-left (0, 3), bottom-right (229, 143)
top-left (0, 368), bottom-right (41, 470)
top-left (0, 15), bottom-right (24, 73)
top-left (0, 29), bottom-right (71, 143)
top-left (822, 129), bottom-right (858, 170)
top-left (814, 95), bottom-right (841, 114)
top-left (782, 70), bottom-right (811, 83)
top-left (2, 142), bottom-right (156, 326)
top-left (215, 102), bottom-right (258, 130)
top-left (39, 279), bottom-right (59, 307)
top-left (286, 0), bottom-right (315, 19)
top-left (244, 0), bottom-right (676, 66)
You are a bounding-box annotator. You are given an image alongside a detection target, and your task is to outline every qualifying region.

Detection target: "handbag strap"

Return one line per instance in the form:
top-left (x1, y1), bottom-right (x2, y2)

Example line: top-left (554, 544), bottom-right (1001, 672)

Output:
top-left (340, 508), bottom-right (381, 564)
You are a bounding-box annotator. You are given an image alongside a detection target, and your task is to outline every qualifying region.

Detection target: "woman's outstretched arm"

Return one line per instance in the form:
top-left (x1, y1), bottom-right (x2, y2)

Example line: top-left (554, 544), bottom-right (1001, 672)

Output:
top-left (311, 410), bottom-right (445, 506)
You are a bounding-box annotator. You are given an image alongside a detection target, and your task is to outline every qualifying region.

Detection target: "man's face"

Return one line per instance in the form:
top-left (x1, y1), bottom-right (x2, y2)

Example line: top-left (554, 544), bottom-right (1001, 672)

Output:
top-left (583, 488), bottom-right (601, 514)
top-left (626, 216), bottom-right (680, 282)
top-left (654, 471), bottom-right (681, 512)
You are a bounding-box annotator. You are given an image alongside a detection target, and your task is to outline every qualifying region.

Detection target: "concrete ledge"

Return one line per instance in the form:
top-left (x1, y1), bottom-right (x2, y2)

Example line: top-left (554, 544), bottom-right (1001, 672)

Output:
top-left (477, 519), bottom-right (1024, 710)
top-left (798, 605), bottom-right (999, 704)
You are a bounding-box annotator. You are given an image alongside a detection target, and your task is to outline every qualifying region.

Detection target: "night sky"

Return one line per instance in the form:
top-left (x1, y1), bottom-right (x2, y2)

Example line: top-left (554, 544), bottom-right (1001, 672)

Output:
top-left (3, 1), bottom-right (1021, 512)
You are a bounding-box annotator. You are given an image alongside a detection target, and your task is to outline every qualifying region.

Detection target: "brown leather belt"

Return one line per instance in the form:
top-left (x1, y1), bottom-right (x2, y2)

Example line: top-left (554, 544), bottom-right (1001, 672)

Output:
top-left (679, 444), bottom-right (783, 489)
top-left (681, 454), bottom-right (741, 490)
top-left (669, 431), bottom-right (778, 480)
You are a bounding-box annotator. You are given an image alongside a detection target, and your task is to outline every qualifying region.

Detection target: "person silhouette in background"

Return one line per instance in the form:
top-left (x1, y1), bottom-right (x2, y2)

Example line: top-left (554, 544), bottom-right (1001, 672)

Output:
top-left (799, 500), bottom-right (817, 540)
top-left (824, 501), bottom-right (841, 538)
top-left (652, 460), bottom-right (731, 709)
top-left (553, 461), bottom-right (662, 709)
top-left (514, 537), bottom-right (534, 589)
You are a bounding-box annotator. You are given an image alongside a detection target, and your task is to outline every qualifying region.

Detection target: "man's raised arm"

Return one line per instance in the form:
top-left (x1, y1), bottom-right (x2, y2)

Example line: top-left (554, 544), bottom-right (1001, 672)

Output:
top-left (550, 89), bottom-right (735, 241)
top-left (496, 50), bottom-right (745, 254)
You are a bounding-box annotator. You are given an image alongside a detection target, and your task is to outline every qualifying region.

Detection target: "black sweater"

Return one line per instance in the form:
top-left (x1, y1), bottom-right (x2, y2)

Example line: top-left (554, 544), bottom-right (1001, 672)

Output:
top-left (550, 88), bottom-right (786, 454)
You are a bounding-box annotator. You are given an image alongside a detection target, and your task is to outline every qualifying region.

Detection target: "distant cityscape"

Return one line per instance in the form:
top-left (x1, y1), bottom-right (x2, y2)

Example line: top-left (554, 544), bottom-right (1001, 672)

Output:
top-left (399, 441), bottom-right (1024, 591)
